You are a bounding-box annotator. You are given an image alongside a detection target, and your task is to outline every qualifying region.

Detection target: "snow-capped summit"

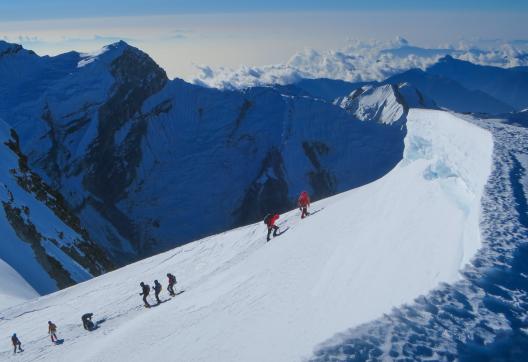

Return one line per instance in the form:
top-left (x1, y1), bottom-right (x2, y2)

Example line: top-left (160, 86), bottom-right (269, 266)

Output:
top-left (77, 40), bottom-right (149, 69)
top-left (335, 83), bottom-right (434, 125)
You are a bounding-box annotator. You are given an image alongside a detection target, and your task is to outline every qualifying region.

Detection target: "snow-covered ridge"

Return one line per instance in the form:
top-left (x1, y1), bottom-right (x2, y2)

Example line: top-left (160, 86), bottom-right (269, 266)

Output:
top-left (0, 110), bottom-right (493, 361)
top-left (311, 115), bottom-right (527, 362)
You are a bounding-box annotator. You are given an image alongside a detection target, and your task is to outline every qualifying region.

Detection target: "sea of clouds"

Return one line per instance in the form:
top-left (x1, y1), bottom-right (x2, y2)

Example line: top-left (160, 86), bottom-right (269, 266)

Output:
top-left (191, 37), bottom-right (528, 89)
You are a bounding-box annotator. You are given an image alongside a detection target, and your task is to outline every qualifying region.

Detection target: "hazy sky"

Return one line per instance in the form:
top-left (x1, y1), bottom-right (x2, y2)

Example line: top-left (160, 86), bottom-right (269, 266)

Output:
top-left (1, 1), bottom-right (527, 79)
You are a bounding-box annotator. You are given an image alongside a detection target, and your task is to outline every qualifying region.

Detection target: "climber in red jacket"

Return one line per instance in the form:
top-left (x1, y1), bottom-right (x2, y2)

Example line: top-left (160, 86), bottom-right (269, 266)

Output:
top-left (264, 213), bottom-right (280, 241)
top-left (298, 191), bottom-right (311, 219)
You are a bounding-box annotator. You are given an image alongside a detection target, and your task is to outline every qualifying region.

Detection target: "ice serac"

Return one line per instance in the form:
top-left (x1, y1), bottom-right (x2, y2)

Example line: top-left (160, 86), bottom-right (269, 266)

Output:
top-left (0, 110), bottom-right (494, 362)
top-left (403, 109), bottom-right (493, 265)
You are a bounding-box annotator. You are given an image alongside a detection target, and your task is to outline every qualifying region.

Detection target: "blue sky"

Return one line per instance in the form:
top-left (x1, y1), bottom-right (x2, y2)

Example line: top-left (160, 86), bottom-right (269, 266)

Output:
top-left (1, 0), bottom-right (527, 20)
top-left (1, 2), bottom-right (527, 79)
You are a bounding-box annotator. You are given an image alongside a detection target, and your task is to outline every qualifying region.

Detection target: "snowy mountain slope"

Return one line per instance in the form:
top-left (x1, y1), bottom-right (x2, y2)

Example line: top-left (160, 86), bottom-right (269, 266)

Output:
top-left (0, 259), bottom-right (38, 311)
top-left (427, 55), bottom-right (528, 111)
top-left (0, 109), bottom-right (493, 361)
top-left (0, 119), bottom-right (111, 296)
top-left (119, 82), bottom-right (405, 256)
top-left (335, 83), bottom-right (436, 124)
top-left (0, 41), bottom-right (406, 263)
top-left (0, 41), bottom-right (80, 117)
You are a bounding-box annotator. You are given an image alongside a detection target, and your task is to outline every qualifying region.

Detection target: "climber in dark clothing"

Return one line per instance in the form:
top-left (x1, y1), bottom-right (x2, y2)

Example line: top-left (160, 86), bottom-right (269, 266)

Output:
top-left (264, 213), bottom-right (280, 241)
top-left (140, 282), bottom-right (151, 307)
top-left (82, 313), bottom-right (95, 331)
top-left (167, 273), bottom-right (177, 297)
top-left (48, 321), bottom-right (58, 342)
top-left (153, 280), bottom-right (162, 304)
top-left (11, 333), bottom-right (22, 354)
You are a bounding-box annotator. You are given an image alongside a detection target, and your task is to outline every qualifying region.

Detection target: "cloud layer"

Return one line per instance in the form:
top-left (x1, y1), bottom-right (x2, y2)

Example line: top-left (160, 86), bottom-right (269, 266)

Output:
top-left (192, 38), bottom-right (528, 89)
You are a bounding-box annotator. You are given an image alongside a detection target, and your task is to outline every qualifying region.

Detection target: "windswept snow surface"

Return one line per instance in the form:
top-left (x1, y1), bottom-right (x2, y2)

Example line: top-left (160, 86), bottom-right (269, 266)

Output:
top-left (0, 110), bottom-right (493, 361)
top-left (311, 113), bottom-right (528, 362)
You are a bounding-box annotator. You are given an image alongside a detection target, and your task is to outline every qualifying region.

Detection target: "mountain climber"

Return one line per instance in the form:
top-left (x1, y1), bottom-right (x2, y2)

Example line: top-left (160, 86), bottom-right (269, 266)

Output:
top-left (82, 313), bottom-right (95, 331)
top-left (48, 321), bottom-right (58, 342)
top-left (264, 213), bottom-right (280, 241)
top-left (167, 273), bottom-right (177, 297)
top-left (140, 282), bottom-right (151, 307)
top-left (11, 333), bottom-right (22, 354)
top-left (153, 280), bottom-right (162, 304)
top-left (298, 191), bottom-right (311, 219)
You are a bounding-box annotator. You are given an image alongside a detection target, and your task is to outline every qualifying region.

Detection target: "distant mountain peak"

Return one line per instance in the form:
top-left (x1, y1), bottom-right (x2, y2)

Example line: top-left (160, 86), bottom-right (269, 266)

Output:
top-left (0, 39), bottom-right (19, 50)
top-left (0, 41), bottom-right (34, 58)
top-left (438, 54), bottom-right (455, 62)
top-left (108, 39), bottom-right (130, 49)
top-left (434, 55), bottom-right (475, 68)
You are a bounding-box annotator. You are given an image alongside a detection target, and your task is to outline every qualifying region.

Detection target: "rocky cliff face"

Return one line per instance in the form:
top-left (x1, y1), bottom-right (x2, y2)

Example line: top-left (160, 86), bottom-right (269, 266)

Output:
top-left (0, 122), bottom-right (112, 294)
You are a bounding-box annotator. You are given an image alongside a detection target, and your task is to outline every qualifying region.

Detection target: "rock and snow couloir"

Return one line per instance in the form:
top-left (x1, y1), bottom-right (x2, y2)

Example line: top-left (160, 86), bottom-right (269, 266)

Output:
top-left (0, 109), bottom-right (493, 361)
top-left (0, 119), bottom-right (111, 300)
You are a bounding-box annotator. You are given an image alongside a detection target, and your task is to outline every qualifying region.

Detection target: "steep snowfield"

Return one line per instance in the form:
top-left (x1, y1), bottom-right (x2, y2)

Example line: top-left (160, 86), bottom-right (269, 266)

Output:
top-left (0, 109), bottom-right (493, 361)
top-left (0, 260), bottom-right (38, 310)
top-left (336, 84), bottom-right (407, 124)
